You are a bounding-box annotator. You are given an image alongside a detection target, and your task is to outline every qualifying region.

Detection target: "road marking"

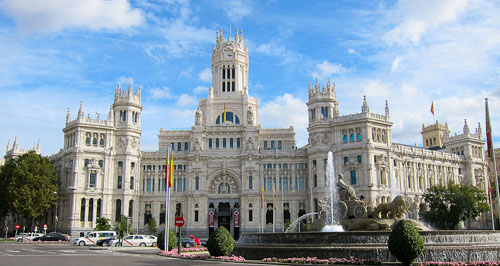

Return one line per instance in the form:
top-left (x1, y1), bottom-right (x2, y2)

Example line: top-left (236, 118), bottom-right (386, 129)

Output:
top-left (0, 252), bottom-right (12, 256)
top-left (59, 250), bottom-right (76, 253)
top-left (5, 249), bottom-right (20, 253)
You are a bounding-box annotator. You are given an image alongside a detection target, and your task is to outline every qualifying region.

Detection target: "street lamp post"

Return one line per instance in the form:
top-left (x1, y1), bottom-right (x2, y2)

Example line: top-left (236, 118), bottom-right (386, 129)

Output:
top-left (53, 191), bottom-right (58, 232)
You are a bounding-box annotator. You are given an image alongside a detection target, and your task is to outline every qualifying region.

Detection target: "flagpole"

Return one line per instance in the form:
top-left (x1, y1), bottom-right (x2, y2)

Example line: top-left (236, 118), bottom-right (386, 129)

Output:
top-left (164, 147), bottom-right (170, 251)
top-left (281, 179), bottom-right (284, 232)
top-left (488, 182), bottom-right (495, 230)
top-left (273, 181), bottom-right (276, 233)
top-left (486, 98), bottom-right (500, 228)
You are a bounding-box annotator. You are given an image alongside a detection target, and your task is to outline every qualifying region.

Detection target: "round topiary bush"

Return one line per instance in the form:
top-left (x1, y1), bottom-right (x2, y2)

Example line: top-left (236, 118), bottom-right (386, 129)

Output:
top-left (157, 230), bottom-right (177, 251)
top-left (206, 226), bottom-right (235, 256)
top-left (388, 220), bottom-right (425, 266)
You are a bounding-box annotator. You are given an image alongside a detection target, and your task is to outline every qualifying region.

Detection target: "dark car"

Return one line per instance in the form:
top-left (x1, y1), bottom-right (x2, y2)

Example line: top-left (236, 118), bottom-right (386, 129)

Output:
top-left (96, 236), bottom-right (117, 247)
top-left (33, 232), bottom-right (69, 242)
top-left (178, 237), bottom-right (197, 248)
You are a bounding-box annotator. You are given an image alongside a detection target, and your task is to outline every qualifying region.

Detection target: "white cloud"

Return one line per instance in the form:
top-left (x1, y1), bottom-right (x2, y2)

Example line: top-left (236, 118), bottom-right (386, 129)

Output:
top-left (348, 48), bottom-right (357, 55)
top-left (401, 84), bottom-right (419, 97)
top-left (255, 41), bottom-right (287, 57)
top-left (384, 0), bottom-right (468, 44)
top-left (362, 80), bottom-right (390, 98)
top-left (193, 86), bottom-right (208, 95)
top-left (0, 0), bottom-right (144, 34)
top-left (311, 61), bottom-right (345, 80)
top-left (117, 76), bottom-right (134, 85)
top-left (177, 94), bottom-right (196, 107)
top-left (223, 0), bottom-right (252, 21)
top-left (391, 56), bottom-right (402, 73)
top-left (260, 93), bottom-right (308, 147)
top-left (199, 68), bottom-right (211, 83)
top-left (150, 86), bottom-right (172, 99)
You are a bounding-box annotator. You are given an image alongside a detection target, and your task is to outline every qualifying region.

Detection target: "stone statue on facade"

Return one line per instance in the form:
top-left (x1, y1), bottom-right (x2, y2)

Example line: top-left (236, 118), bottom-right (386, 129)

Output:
top-left (195, 107), bottom-right (203, 125)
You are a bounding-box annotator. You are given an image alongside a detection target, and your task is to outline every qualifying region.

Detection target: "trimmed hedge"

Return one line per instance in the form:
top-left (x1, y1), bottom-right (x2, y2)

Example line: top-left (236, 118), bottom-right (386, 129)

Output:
top-left (388, 220), bottom-right (425, 266)
top-left (206, 226), bottom-right (235, 256)
top-left (157, 230), bottom-right (177, 251)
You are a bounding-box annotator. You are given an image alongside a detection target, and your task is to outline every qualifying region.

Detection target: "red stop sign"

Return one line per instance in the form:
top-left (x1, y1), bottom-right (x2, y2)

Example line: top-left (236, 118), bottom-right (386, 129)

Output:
top-left (175, 217), bottom-right (185, 227)
top-left (15, 225), bottom-right (20, 230)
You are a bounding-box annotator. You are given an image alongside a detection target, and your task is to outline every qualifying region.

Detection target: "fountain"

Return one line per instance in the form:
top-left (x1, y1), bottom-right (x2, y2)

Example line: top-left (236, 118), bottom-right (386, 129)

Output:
top-left (233, 150), bottom-right (500, 262)
top-left (322, 152), bottom-right (344, 232)
top-left (285, 213), bottom-right (318, 233)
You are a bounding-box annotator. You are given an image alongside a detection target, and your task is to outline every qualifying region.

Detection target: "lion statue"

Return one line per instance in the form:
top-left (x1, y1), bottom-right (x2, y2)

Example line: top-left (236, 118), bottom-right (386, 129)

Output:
top-left (372, 195), bottom-right (410, 219)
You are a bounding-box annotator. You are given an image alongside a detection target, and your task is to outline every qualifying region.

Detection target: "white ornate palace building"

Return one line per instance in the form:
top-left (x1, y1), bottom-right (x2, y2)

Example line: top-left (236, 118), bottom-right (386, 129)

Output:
top-left (5, 30), bottom-right (491, 238)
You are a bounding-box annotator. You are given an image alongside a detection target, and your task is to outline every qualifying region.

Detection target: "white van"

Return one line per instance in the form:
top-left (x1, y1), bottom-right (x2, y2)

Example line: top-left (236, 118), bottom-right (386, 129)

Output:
top-left (74, 231), bottom-right (116, 246)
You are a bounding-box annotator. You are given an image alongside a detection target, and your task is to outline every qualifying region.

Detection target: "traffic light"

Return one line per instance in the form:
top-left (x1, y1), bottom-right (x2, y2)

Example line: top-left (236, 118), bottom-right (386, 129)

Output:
top-left (175, 203), bottom-right (182, 217)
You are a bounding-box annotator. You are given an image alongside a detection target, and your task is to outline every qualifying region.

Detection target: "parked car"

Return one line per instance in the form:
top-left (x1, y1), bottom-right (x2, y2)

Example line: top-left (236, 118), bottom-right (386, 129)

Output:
top-left (110, 235), bottom-right (152, 247)
top-left (74, 231), bottom-right (116, 246)
top-left (32, 232), bottom-right (69, 242)
top-left (96, 236), bottom-right (117, 247)
top-left (179, 237), bottom-right (197, 248)
top-left (15, 233), bottom-right (44, 242)
top-left (145, 235), bottom-right (157, 247)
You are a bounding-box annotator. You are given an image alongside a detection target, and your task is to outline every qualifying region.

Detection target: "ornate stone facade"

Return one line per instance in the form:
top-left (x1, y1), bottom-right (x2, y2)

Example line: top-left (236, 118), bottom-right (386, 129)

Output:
top-left (46, 30), bottom-right (489, 238)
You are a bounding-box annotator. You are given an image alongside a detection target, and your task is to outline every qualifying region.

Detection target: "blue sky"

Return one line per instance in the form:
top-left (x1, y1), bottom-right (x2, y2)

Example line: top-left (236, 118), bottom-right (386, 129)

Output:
top-left (1, 0), bottom-right (500, 155)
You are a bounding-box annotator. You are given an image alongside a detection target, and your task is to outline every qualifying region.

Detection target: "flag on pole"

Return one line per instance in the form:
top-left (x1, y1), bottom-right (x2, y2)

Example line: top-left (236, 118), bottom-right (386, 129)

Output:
top-left (261, 184), bottom-right (264, 208)
top-left (486, 99), bottom-right (494, 158)
top-left (164, 147), bottom-right (174, 187)
top-left (430, 101), bottom-right (435, 115)
top-left (223, 102), bottom-right (227, 123)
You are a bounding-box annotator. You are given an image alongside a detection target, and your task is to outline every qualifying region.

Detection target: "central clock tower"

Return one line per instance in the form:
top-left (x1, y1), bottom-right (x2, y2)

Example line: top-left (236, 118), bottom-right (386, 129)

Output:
top-left (211, 28), bottom-right (249, 98)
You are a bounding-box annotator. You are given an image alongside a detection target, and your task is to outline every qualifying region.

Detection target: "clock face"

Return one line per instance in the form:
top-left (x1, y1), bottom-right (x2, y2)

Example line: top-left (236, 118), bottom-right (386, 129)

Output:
top-left (224, 51), bottom-right (233, 59)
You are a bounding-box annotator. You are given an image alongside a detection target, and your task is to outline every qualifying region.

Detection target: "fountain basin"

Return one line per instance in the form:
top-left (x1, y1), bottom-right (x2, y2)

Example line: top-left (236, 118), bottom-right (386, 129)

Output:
top-left (233, 231), bottom-right (500, 262)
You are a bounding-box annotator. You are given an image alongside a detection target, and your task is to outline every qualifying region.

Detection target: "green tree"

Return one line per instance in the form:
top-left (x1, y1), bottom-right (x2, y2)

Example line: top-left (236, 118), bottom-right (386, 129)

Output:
top-left (148, 216), bottom-right (157, 235)
top-left (0, 151), bottom-right (58, 226)
top-left (157, 230), bottom-right (177, 251)
top-left (206, 226), bottom-right (235, 256)
top-left (388, 220), bottom-right (425, 266)
top-left (95, 217), bottom-right (111, 231)
top-left (422, 181), bottom-right (489, 230)
top-left (115, 216), bottom-right (132, 237)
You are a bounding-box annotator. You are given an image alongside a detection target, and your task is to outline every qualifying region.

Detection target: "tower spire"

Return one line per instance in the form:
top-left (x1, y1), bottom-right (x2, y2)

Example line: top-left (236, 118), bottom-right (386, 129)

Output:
top-left (385, 100), bottom-right (390, 120)
top-left (66, 107), bottom-right (71, 124)
top-left (78, 101), bottom-right (84, 118)
top-left (362, 96), bottom-right (370, 113)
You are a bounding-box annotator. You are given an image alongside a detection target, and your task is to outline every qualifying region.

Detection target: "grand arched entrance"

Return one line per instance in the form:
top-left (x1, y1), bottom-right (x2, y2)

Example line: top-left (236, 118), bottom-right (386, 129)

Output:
top-left (207, 169), bottom-right (241, 240)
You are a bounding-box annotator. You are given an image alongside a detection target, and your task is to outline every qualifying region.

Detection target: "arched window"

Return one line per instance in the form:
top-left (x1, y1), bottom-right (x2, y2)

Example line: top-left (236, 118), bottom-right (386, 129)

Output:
top-left (218, 182), bottom-right (231, 194)
top-left (115, 199), bottom-right (122, 222)
top-left (129, 200), bottom-right (134, 218)
top-left (351, 170), bottom-right (357, 185)
top-left (267, 177), bottom-right (273, 191)
top-left (80, 198), bottom-right (86, 221)
top-left (97, 199), bottom-right (102, 218)
top-left (92, 134), bottom-right (98, 145)
top-left (215, 112), bottom-right (240, 124)
top-left (350, 134), bottom-right (355, 142)
top-left (230, 138), bottom-right (233, 148)
top-left (88, 199), bottom-right (94, 222)
top-left (343, 135), bottom-right (348, 143)
top-left (89, 172), bottom-right (96, 187)
top-left (357, 133), bottom-right (362, 141)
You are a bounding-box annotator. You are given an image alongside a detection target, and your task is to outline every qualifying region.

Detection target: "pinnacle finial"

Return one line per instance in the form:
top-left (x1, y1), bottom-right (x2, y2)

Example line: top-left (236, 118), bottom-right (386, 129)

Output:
top-left (78, 101), bottom-right (84, 118)
top-left (463, 119), bottom-right (470, 133)
top-left (362, 95), bottom-right (370, 113)
top-left (66, 107), bottom-right (71, 123)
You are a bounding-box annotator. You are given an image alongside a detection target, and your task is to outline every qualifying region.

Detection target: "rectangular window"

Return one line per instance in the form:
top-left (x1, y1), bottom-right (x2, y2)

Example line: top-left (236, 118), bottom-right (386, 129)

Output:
top-left (195, 176), bottom-right (199, 190)
top-left (350, 134), bottom-right (355, 142)
top-left (177, 178), bottom-right (182, 191)
top-left (343, 135), bottom-right (348, 143)
top-left (223, 138), bottom-right (226, 148)
top-left (209, 138), bottom-right (212, 149)
top-left (146, 179), bottom-right (151, 192)
top-left (184, 142), bottom-right (189, 151)
top-left (195, 210), bottom-right (199, 222)
top-left (222, 82), bottom-right (225, 92)
top-left (152, 179), bottom-right (155, 192)
top-left (344, 157), bottom-right (348, 165)
top-left (357, 155), bottom-right (362, 163)
top-left (237, 138), bottom-right (241, 148)
top-left (216, 138), bottom-right (219, 148)
top-left (299, 177), bottom-right (305, 191)
top-left (232, 81), bottom-right (235, 91)
top-left (117, 176), bottom-right (123, 189)
top-left (230, 138), bottom-right (233, 148)
top-left (264, 141), bottom-right (268, 150)
top-left (178, 142), bottom-right (181, 151)
top-left (351, 170), bottom-right (357, 185)
top-left (249, 210), bottom-right (253, 222)
top-left (249, 176), bottom-right (253, 190)
top-left (271, 141), bottom-right (275, 150)
top-left (278, 141), bottom-right (282, 150)
top-left (89, 173), bottom-right (96, 188)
